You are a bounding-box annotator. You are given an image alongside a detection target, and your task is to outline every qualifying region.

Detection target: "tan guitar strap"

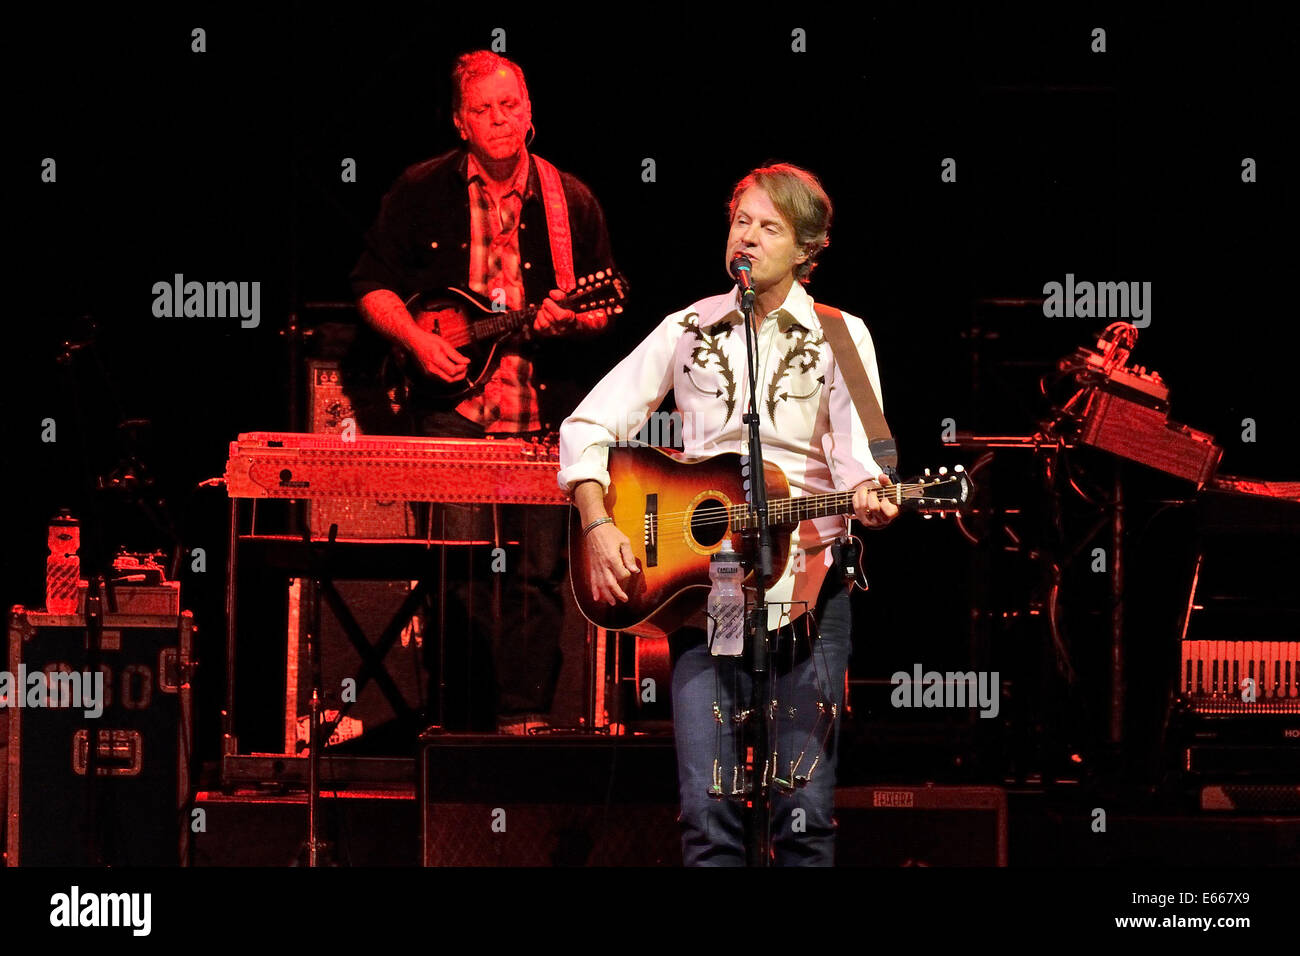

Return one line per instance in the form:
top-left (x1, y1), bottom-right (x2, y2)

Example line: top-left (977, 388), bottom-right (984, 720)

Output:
top-left (813, 302), bottom-right (899, 475)
top-left (532, 154), bottom-right (576, 293)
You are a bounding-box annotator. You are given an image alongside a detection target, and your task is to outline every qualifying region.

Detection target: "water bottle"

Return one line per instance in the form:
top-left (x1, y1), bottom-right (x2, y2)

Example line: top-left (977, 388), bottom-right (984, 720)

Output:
top-left (707, 540), bottom-right (745, 656)
top-left (46, 509), bottom-right (81, 614)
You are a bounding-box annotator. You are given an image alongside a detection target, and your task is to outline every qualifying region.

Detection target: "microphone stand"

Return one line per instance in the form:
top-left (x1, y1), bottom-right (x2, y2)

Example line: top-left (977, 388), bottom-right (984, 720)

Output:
top-left (295, 524), bottom-right (337, 867)
top-left (736, 279), bottom-right (774, 867)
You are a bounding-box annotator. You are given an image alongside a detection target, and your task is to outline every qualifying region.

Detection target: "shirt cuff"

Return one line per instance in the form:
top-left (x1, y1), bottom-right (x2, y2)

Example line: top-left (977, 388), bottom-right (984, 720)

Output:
top-left (557, 444), bottom-right (611, 493)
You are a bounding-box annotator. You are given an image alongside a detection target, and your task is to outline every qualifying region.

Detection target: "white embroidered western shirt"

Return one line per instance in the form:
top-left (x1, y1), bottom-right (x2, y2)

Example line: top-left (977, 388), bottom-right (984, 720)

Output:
top-left (558, 281), bottom-right (886, 627)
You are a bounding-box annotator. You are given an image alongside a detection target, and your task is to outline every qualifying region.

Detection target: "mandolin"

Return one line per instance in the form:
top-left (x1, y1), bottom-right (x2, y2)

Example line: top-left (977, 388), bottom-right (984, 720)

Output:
top-left (391, 269), bottom-right (628, 402)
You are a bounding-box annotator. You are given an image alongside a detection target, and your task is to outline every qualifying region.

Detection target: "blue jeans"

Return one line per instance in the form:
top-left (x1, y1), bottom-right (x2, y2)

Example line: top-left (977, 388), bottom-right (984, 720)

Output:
top-left (671, 576), bottom-right (851, 866)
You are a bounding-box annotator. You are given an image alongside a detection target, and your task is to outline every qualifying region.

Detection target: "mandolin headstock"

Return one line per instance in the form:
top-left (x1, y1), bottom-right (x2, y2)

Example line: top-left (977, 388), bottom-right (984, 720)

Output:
top-left (569, 268), bottom-right (629, 316)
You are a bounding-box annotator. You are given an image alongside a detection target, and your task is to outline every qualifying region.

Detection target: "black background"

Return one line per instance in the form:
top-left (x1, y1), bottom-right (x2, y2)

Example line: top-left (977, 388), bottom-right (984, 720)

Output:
top-left (6, 4), bottom-right (1295, 770)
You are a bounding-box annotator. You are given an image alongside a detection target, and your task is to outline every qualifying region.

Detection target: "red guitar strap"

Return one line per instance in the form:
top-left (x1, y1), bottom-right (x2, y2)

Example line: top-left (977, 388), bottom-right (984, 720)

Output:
top-left (532, 154), bottom-right (576, 293)
top-left (813, 302), bottom-right (899, 474)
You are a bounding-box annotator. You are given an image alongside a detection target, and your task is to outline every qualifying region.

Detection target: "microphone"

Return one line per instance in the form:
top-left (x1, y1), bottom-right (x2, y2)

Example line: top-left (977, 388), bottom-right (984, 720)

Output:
top-left (730, 253), bottom-right (755, 310)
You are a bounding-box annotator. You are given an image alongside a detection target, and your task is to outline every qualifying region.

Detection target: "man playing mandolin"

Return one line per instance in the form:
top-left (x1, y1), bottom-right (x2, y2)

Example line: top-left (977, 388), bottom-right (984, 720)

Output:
top-left (558, 164), bottom-right (898, 864)
top-left (352, 51), bottom-right (616, 733)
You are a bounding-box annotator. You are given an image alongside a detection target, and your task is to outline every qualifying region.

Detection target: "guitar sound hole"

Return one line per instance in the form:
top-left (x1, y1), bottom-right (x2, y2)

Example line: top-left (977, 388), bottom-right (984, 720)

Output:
top-left (690, 498), bottom-right (729, 547)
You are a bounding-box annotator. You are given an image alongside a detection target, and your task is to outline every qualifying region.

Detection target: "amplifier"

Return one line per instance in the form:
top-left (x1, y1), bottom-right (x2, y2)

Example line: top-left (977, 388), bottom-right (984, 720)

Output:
top-left (306, 359), bottom-right (414, 538)
top-left (69, 581), bottom-right (179, 617)
top-left (5, 607), bottom-right (194, 866)
top-left (1179, 713), bottom-right (1300, 777)
top-left (191, 790), bottom-right (419, 866)
top-left (834, 784), bottom-right (1009, 865)
top-left (1077, 389), bottom-right (1221, 486)
top-left (421, 734), bottom-right (680, 866)
top-left (1201, 784), bottom-right (1300, 813)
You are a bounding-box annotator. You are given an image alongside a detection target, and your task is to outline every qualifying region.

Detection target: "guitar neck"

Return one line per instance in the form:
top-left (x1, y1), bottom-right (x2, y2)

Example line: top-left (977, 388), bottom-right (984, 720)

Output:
top-left (731, 484), bottom-right (920, 529)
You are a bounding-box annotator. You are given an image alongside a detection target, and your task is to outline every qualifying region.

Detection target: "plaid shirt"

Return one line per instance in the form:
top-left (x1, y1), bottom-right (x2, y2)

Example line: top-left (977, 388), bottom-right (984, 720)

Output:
top-left (455, 153), bottom-right (542, 433)
top-left (351, 148), bottom-right (616, 431)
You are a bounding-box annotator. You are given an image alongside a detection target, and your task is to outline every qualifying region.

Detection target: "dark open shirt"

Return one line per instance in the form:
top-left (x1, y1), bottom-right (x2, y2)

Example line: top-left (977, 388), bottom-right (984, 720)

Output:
top-left (350, 148), bottom-right (616, 430)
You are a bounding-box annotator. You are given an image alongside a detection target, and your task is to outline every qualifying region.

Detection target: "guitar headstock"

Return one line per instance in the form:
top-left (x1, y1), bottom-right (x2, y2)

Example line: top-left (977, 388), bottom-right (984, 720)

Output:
top-left (900, 465), bottom-right (973, 515)
top-left (569, 269), bottom-right (629, 315)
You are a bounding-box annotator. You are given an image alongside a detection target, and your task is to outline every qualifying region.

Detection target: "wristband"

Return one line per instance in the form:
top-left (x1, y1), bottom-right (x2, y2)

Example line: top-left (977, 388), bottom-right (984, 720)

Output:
top-left (582, 516), bottom-right (614, 537)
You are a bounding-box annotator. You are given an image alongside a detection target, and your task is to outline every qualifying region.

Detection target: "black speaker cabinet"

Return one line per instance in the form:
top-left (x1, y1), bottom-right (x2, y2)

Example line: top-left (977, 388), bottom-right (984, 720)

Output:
top-left (284, 578), bottom-right (428, 755)
top-left (190, 790), bottom-right (420, 866)
top-left (5, 606), bottom-right (194, 866)
top-left (834, 784), bottom-right (1008, 866)
top-left (421, 734), bottom-right (681, 866)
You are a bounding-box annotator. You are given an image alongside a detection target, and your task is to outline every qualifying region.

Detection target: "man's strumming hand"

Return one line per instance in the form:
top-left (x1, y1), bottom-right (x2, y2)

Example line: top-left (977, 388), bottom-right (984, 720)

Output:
top-left (584, 521), bottom-right (640, 605)
top-left (408, 328), bottom-right (470, 382)
top-left (573, 479), bottom-right (638, 604)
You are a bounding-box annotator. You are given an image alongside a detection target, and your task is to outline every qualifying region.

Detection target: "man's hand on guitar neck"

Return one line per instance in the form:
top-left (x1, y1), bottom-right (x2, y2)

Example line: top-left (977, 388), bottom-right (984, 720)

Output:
top-left (534, 289), bottom-right (609, 337)
top-left (852, 473), bottom-right (900, 529)
top-left (573, 479), bottom-right (639, 605)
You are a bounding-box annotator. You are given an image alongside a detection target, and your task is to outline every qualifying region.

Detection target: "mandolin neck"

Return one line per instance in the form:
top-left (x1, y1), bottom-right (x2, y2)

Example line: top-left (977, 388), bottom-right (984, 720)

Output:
top-left (468, 306), bottom-right (538, 343)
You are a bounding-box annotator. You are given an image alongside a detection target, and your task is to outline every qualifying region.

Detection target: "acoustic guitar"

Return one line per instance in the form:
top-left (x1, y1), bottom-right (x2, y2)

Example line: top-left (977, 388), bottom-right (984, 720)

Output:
top-left (569, 444), bottom-right (972, 631)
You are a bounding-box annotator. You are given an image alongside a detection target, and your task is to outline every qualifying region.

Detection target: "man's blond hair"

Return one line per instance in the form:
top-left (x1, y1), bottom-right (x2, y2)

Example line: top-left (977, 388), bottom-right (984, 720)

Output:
top-left (728, 164), bottom-right (832, 283)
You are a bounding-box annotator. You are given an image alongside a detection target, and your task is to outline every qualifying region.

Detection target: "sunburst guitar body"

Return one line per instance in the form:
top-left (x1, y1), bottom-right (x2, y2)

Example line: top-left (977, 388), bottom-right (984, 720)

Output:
top-left (569, 445), bottom-right (972, 632)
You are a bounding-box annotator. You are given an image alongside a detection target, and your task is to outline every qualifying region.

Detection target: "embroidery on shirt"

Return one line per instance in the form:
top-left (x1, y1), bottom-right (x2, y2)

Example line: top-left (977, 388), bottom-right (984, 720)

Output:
top-left (766, 327), bottom-right (826, 423)
top-left (678, 312), bottom-right (738, 422)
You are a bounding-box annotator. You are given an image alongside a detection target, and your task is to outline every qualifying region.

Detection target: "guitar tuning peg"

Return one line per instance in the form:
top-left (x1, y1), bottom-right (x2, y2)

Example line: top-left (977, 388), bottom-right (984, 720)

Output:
top-left (954, 464), bottom-right (965, 472)
top-left (939, 466), bottom-right (948, 476)
top-left (596, 270), bottom-right (606, 280)
top-left (924, 468), bottom-right (931, 477)
top-left (577, 275), bottom-right (586, 286)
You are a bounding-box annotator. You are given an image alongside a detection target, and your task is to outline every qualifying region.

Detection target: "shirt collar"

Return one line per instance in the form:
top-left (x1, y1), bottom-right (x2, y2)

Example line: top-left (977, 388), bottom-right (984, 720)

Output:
top-left (702, 281), bottom-right (820, 335)
top-left (465, 149), bottom-right (534, 199)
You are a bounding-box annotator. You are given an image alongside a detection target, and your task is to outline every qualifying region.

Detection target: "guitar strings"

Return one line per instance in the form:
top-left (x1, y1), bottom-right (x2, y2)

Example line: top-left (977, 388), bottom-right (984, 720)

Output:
top-left (644, 483), bottom-right (950, 537)
top-left (650, 487), bottom-right (944, 535)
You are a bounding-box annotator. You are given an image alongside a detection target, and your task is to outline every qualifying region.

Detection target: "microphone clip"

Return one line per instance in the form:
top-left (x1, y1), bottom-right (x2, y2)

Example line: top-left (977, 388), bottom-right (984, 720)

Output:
top-left (730, 253), bottom-right (755, 311)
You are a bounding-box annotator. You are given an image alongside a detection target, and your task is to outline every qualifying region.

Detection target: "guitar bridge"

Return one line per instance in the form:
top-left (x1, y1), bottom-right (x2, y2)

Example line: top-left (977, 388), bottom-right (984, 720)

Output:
top-left (644, 493), bottom-right (658, 567)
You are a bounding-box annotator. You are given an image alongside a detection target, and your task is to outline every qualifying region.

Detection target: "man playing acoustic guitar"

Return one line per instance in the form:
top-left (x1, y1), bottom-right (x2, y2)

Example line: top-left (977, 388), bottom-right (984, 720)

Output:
top-left (558, 164), bottom-right (898, 864)
top-left (352, 51), bottom-right (616, 733)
